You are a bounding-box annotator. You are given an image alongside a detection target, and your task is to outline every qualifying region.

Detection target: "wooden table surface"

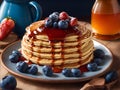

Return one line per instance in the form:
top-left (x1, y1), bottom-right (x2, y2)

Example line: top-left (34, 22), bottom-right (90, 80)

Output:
top-left (1, 31), bottom-right (120, 90)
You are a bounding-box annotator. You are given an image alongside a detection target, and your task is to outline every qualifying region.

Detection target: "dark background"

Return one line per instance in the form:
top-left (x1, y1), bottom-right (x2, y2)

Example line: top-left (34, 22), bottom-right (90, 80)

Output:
top-left (36, 0), bottom-right (95, 22)
top-left (1, 0), bottom-right (120, 22)
top-left (36, 0), bottom-right (120, 22)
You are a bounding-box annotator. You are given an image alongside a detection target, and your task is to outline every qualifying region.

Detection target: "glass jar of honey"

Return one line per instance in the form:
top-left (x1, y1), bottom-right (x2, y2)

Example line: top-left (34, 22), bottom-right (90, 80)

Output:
top-left (91, 0), bottom-right (120, 40)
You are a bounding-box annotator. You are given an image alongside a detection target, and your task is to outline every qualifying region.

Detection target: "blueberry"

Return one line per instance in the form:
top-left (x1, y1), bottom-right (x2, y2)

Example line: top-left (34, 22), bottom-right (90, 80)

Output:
top-left (93, 58), bottom-right (103, 65)
top-left (52, 12), bottom-right (59, 16)
top-left (27, 64), bottom-right (38, 75)
top-left (105, 71), bottom-right (118, 83)
top-left (71, 68), bottom-right (81, 77)
top-left (0, 75), bottom-right (17, 90)
top-left (12, 50), bottom-right (21, 57)
top-left (8, 53), bottom-right (19, 63)
top-left (58, 20), bottom-right (68, 29)
top-left (53, 22), bottom-right (58, 28)
top-left (94, 49), bottom-right (105, 58)
top-left (87, 63), bottom-right (98, 71)
top-left (49, 13), bottom-right (59, 22)
top-left (62, 68), bottom-right (72, 77)
top-left (42, 65), bottom-right (53, 76)
top-left (45, 18), bottom-right (53, 27)
top-left (16, 61), bottom-right (28, 73)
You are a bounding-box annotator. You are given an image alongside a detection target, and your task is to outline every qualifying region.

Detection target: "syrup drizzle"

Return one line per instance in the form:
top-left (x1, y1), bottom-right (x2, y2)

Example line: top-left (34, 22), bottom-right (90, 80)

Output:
top-left (51, 42), bottom-right (55, 65)
top-left (28, 25), bottom-right (82, 66)
top-left (61, 41), bottom-right (64, 66)
top-left (29, 26), bottom-right (81, 41)
top-left (77, 37), bottom-right (82, 64)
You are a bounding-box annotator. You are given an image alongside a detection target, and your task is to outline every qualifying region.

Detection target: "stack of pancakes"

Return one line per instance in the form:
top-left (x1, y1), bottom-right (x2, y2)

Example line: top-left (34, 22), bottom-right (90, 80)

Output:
top-left (21, 20), bottom-right (94, 69)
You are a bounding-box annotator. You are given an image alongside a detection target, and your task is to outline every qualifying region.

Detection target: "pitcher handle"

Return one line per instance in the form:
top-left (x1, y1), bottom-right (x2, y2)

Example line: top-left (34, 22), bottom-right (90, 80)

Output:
top-left (29, 1), bottom-right (42, 22)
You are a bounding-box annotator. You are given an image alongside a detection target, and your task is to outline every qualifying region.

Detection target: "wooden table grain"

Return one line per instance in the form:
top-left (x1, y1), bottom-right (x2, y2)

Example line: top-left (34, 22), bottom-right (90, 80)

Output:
top-left (1, 32), bottom-right (120, 90)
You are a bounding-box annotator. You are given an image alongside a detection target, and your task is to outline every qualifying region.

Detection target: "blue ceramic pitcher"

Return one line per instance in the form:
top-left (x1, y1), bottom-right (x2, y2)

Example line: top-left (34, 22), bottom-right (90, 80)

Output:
top-left (0, 0), bottom-right (42, 37)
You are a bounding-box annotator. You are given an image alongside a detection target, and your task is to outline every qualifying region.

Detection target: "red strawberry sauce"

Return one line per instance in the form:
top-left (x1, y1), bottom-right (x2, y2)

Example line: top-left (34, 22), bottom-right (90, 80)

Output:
top-left (29, 26), bottom-right (81, 42)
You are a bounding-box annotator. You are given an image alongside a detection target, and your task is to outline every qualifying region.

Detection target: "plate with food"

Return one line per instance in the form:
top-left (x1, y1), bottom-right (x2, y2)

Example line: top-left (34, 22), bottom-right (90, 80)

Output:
top-left (1, 11), bottom-right (113, 83)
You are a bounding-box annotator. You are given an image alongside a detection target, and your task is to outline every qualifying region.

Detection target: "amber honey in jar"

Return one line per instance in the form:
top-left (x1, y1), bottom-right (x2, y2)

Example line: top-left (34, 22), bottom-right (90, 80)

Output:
top-left (91, 0), bottom-right (120, 40)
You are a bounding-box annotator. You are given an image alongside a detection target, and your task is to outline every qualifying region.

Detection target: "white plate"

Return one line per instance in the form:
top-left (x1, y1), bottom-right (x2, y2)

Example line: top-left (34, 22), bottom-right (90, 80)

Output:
top-left (1, 40), bottom-right (113, 83)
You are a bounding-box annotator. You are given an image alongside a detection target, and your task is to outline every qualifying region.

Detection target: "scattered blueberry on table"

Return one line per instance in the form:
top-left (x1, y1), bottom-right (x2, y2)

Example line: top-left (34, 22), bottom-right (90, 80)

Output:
top-left (105, 70), bottom-right (118, 83)
top-left (0, 75), bottom-right (17, 90)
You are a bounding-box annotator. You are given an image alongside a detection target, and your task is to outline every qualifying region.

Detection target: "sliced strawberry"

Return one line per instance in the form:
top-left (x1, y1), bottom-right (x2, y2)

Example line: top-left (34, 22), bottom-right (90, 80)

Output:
top-left (0, 18), bottom-right (15, 40)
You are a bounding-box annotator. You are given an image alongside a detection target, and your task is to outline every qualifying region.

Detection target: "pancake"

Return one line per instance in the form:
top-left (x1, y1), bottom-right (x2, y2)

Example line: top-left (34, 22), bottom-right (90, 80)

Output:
top-left (21, 12), bottom-right (94, 70)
